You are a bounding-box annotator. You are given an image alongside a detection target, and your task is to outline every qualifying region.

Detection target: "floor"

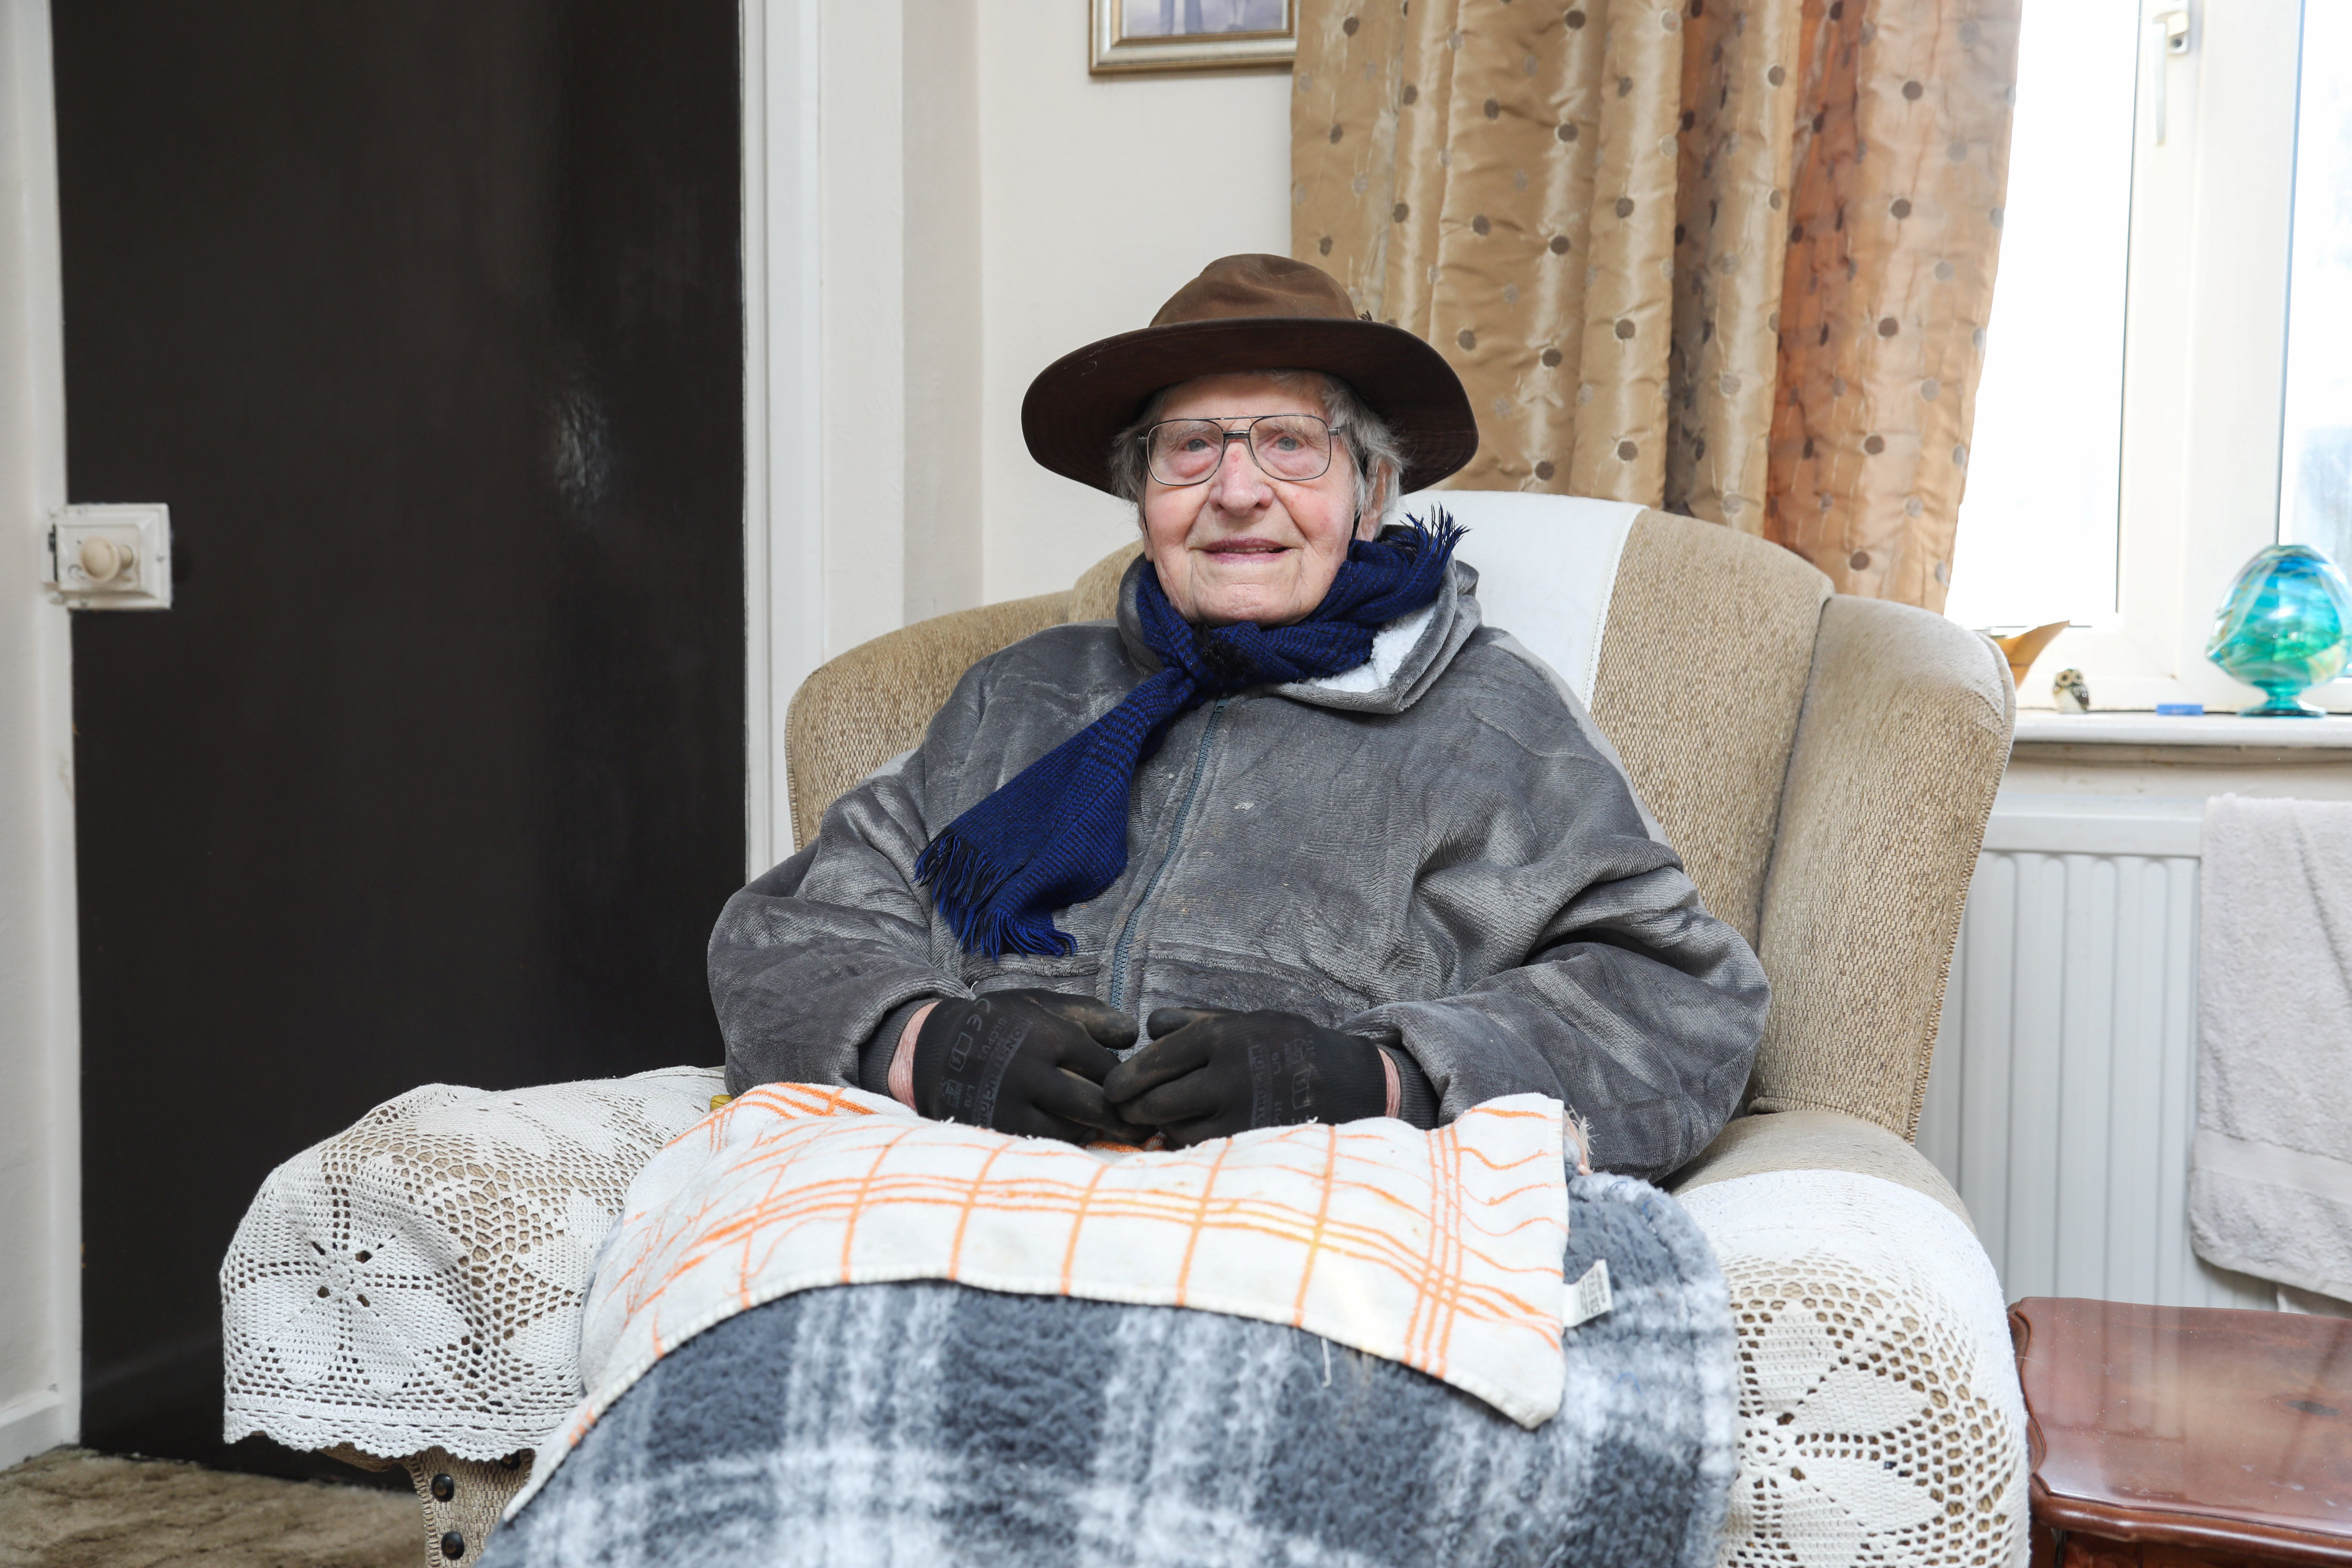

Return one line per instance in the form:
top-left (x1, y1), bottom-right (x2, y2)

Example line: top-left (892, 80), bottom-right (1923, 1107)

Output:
top-left (0, 1448), bottom-right (415, 1568)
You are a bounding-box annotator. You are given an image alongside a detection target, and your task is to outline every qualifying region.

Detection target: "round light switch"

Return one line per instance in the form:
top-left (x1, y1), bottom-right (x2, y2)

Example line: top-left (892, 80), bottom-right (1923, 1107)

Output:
top-left (78, 536), bottom-right (133, 583)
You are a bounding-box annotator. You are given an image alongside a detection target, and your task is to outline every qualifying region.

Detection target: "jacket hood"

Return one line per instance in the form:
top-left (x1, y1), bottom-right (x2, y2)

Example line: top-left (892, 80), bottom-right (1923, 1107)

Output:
top-left (1113, 552), bottom-right (1485, 717)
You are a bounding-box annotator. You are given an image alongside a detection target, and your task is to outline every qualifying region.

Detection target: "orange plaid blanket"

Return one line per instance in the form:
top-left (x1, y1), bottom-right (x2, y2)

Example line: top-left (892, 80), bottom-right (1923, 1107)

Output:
top-left (550, 1083), bottom-right (1571, 1482)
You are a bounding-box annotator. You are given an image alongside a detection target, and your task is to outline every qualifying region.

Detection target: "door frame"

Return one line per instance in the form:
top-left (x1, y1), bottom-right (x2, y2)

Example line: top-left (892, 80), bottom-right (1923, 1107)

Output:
top-left (742, 0), bottom-right (824, 870)
top-left (0, 0), bottom-right (81, 1471)
top-left (741, 0), bottom-right (987, 867)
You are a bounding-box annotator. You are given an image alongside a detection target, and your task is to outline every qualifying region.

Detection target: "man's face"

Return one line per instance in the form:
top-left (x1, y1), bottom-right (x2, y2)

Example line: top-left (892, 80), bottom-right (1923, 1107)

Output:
top-left (1140, 373), bottom-right (1375, 628)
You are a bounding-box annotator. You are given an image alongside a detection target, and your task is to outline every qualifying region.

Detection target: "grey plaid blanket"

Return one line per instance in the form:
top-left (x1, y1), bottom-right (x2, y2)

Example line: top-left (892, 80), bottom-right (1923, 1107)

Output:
top-left (483, 1173), bottom-right (1732, 1568)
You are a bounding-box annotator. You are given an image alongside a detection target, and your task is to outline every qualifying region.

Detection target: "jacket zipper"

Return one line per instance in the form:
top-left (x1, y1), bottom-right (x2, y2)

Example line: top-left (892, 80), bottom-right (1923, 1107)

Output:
top-left (1107, 698), bottom-right (1226, 1014)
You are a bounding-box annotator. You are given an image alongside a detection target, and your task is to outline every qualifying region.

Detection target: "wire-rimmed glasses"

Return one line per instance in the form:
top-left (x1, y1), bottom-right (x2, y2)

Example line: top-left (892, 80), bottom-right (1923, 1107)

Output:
top-left (1140, 414), bottom-right (1336, 487)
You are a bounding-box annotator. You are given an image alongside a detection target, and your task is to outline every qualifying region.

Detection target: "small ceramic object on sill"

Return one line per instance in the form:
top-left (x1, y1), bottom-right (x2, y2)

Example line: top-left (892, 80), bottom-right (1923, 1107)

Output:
top-left (2206, 542), bottom-right (2352, 716)
top-left (1988, 620), bottom-right (2070, 692)
top-left (2052, 668), bottom-right (2090, 713)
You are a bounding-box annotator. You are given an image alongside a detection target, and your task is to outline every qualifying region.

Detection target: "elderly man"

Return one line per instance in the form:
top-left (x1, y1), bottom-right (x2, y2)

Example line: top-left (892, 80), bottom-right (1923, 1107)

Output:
top-left (484, 254), bottom-right (1762, 1568)
top-left (710, 253), bottom-right (1765, 1182)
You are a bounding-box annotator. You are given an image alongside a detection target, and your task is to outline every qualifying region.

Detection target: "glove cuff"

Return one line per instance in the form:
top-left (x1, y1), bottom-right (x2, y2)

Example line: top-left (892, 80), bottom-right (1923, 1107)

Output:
top-left (911, 996), bottom-right (1028, 1126)
top-left (1380, 1046), bottom-right (1440, 1129)
top-left (1309, 1031), bottom-right (1392, 1125)
top-left (860, 998), bottom-right (934, 1100)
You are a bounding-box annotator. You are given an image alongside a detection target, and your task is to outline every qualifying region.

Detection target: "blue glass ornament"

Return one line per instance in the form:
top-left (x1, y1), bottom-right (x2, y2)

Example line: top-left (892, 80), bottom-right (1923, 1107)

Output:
top-left (2205, 542), bottom-right (2352, 716)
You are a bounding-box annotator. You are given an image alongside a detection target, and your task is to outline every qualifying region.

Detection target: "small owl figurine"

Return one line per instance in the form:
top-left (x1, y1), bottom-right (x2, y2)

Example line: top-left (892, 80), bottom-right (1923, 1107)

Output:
top-left (2053, 667), bottom-right (2091, 714)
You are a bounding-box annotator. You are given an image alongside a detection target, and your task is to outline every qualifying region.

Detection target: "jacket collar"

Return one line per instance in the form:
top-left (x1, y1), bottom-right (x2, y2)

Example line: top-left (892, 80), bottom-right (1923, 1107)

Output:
top-left (1112, 552), bottom-right (1483, 717)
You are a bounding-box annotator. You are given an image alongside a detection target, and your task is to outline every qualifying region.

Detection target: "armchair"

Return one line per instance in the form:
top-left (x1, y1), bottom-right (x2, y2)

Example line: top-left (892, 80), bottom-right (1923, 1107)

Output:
top-left (223, 493), bottom-right (2023, 1566)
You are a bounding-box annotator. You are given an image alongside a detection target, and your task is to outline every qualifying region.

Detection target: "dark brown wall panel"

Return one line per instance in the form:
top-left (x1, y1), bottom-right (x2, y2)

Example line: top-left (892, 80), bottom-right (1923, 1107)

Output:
top-left (54, 0), bottom-right (743, 1474)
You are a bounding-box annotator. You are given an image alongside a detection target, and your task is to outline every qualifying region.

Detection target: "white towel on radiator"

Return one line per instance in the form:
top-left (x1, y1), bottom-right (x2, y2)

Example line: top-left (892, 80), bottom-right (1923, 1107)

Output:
top-left (2190, 794), bottom-right (2352, 1302)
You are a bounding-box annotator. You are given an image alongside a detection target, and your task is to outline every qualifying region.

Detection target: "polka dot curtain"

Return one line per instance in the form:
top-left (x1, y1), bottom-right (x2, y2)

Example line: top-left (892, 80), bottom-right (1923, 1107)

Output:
top-left (1294, 0), bottom-right (2019, 610)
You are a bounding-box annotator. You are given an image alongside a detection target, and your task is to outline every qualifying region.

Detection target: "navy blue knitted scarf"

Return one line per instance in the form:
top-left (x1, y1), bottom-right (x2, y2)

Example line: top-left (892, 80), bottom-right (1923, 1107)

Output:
top-left (915, 511), bottom-right (1463, 959)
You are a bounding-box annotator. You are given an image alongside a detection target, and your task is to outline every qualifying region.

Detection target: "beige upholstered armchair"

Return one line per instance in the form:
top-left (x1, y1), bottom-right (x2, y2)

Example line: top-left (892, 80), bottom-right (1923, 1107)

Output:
top-left (222, 494), bottom-right (2024, 1567)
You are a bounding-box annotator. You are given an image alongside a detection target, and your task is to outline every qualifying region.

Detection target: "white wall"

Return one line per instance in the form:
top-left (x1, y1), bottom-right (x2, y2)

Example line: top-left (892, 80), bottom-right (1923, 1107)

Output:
top-left (973, 13), bottom-right (1292, 603)
top-left (748, 2), bottom-right (1292, 851)
top-left (904, 1), bottom-right (983, 623)
top-left (0, 0), bottom-right (80, 1469)
top-left (789, 0), bottom-right (1294, 652)
top-left (814, 0), bottom-right (913, 659)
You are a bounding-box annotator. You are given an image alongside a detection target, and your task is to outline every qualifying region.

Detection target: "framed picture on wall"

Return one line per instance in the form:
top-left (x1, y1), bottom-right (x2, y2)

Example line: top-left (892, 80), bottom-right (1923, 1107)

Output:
top-left (1089, 0), bottom-right (1296, 76)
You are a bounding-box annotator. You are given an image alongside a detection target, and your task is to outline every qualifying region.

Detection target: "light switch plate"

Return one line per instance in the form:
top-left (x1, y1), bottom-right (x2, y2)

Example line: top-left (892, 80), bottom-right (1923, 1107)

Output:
top-left (50, 503), bottom-right (170, 609)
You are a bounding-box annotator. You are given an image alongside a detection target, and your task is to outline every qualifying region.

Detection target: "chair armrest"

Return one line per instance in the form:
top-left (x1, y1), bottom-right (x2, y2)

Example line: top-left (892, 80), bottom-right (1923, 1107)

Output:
top-left (1669, 1109), bottom-right (1972, 1231)
top-left (1754, 594), bottom-right (2014, 1139)
top-left (1675, 1149), bottom-right (2028, 1567)
top-left (780, 541), bottom-right (1139, 851)
top-left (221, 1066), bottom-right (723, 1465)
top-left (785, 592), bottom-right (1072, 851)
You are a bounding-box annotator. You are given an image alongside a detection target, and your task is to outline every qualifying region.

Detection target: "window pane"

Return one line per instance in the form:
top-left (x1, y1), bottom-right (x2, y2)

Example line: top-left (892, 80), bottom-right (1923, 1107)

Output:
top-left (2280, 0), bottom-right (2352, 566)
top-left (1943, 2), bottom-right (2138, 631)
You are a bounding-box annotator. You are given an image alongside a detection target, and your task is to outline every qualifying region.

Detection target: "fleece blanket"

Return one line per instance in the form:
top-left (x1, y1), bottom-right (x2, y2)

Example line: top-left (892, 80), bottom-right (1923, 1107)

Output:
top-left (481, 1171), bottom-right (1734, 1568)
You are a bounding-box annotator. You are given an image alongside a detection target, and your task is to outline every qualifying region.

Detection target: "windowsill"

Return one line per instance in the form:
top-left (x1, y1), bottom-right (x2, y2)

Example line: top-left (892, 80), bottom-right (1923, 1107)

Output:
top-left (2013, 710), bottom-right (2352, 752)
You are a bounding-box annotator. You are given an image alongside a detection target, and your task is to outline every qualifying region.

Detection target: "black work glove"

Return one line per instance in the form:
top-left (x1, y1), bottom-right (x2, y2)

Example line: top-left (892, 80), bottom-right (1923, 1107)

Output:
top-left (910, 989), bottom-right (1141, 1144)
top-left (1101, 1007), bottom-right (1389, 1149)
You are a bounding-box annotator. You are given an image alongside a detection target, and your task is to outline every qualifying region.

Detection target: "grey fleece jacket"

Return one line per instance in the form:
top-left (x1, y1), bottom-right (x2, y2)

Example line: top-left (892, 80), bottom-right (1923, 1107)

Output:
top-left (711, 555), bottom-right (1769, 1181)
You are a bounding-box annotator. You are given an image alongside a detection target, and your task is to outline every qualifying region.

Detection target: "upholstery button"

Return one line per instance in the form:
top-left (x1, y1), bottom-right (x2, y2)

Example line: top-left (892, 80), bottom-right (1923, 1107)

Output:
top-left (441, 1529), bottom-right (467, 1559)
top-left (430, 1472), bottom-right (455, 1502)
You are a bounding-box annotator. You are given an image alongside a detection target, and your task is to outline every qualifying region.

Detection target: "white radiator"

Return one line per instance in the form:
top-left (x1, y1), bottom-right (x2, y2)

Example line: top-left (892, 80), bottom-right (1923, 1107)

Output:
top-left (1917, 793), bottom-right (2274, 1309)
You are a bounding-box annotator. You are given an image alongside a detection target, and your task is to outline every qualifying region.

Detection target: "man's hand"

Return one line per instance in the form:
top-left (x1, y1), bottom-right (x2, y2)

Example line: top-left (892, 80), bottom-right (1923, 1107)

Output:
top-left (908, 989), bottom-right (1141, 1144)
top-left (1101, 1007), bottom-right (1388, 1148)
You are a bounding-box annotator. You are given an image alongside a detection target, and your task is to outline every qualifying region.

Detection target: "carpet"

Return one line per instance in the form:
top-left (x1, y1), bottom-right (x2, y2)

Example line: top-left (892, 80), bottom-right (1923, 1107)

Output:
top-left (0, 1447), bottom-right (415, 1568)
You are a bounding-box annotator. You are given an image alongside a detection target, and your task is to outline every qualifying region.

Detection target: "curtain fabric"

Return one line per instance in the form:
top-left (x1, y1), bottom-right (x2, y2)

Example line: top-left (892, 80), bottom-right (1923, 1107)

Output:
top-left (1293, 0), bottom-right (2019, 610)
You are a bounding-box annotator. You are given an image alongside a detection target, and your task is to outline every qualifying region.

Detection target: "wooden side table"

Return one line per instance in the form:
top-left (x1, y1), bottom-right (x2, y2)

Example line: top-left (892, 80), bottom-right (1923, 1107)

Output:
top-left (2012, 1296), bottom-right (2352, 1567)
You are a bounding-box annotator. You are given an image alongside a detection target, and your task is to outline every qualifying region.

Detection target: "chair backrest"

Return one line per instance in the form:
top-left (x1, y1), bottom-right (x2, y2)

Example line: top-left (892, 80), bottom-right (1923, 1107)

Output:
top-left (1554, 503), bottom-right (1827, 948)
top-left (784, 494), bottom-right (2009, 1139)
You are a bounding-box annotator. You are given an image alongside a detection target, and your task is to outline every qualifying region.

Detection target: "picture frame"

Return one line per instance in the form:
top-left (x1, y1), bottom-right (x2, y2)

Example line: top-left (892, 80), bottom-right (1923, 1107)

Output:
top-left (1089, 0), bottom-right (1297, 76)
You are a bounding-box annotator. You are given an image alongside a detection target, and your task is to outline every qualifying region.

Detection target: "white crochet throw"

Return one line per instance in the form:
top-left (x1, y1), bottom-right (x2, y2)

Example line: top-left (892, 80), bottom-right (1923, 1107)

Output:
top-left (1681, 1169), bottom-right (2029, 1568)
top-left (220, 1067), bottom-right (724, 1462)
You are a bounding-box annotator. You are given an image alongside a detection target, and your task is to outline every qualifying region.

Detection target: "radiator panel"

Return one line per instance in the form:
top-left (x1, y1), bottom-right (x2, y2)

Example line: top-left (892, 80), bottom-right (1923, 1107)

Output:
top-left (1917, 796), bottom-right (2273, 1309)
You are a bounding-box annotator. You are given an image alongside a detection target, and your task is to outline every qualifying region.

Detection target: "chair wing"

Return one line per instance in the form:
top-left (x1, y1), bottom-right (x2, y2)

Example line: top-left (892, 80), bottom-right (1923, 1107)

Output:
top-left (1585, 513), bottom-right (2010, 1138)
top-left (1590, 512), bottom-right (1829, 947)
top-left (1750, 594), bottom-right (2014, 1136)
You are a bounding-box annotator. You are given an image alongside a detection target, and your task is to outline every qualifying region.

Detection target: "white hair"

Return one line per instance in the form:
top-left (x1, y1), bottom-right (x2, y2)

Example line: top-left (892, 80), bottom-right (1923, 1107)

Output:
top-left (1106, 370), bottom-right (1404, 531)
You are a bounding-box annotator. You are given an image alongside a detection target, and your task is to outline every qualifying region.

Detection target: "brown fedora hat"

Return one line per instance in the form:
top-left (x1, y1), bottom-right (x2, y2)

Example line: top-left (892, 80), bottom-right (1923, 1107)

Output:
top-left (1022, 253), bottom-right (1479, 497)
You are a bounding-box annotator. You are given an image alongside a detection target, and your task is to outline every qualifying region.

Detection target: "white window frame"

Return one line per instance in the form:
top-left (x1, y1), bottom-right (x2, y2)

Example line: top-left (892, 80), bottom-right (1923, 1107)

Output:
top-left (2024, 0), bottom-right (2318, 711)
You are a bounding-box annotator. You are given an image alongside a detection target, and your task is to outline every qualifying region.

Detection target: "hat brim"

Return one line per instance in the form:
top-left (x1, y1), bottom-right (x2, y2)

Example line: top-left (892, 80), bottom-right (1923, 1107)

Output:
top-left (1021, 316), bottom-right (1479, 498)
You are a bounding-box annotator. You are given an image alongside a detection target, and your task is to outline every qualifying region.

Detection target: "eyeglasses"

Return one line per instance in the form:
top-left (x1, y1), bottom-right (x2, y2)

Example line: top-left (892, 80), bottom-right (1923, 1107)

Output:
top-left (1140, 414), bottom-right (1338, 488)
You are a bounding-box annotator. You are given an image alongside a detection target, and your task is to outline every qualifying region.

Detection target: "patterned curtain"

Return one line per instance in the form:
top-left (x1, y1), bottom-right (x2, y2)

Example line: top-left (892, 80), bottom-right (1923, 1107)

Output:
top-left (1294, 0), bottom-right (2019, 611)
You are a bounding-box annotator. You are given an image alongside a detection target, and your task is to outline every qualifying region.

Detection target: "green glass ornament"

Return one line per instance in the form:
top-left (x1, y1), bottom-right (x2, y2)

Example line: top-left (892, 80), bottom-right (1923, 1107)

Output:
top-left (2205, 542), bottom-right (2352, 716)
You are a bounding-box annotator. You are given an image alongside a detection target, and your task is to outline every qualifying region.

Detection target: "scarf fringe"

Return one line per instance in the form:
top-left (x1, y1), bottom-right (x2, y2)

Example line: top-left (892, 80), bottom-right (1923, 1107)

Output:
top-left (1413, 511), bottom-right (1464, 568)
top-left (915, 829), bottom-right (1077, 959)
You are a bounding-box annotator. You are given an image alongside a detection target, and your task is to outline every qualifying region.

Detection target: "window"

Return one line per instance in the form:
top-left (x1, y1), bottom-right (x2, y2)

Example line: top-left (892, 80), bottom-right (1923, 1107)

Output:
top-left (1950, 0), bottom-right (2325, 711)
top-left (1942, 2), bottom-right (2136, 635)
top-left (2278, 1), bottom-right (2352, 566)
